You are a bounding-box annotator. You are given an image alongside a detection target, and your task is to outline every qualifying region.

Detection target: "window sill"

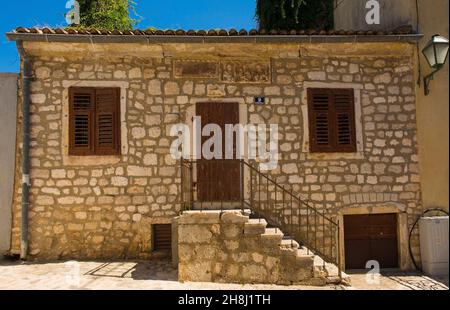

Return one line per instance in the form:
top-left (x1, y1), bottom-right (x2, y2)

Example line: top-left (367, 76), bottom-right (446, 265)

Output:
top-left (62, 154), bottom-right (122, 166)
top-left (306, 152), bottom-right (364, 160)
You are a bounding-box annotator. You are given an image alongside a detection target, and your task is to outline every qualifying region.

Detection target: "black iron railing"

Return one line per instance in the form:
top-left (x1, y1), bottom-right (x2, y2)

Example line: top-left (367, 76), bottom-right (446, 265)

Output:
top-left (180, 158), bottom-right (341, 278)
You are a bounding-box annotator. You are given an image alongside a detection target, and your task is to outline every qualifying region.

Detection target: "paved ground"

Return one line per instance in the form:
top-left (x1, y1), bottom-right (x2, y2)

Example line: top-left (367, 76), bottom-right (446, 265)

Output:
top-left (0, 259), bottom-right (447, 290)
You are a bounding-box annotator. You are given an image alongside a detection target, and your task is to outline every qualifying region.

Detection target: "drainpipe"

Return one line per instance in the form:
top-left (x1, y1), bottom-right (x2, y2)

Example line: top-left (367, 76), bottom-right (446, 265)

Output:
top-left (16, 41), bottom-right (30, 260)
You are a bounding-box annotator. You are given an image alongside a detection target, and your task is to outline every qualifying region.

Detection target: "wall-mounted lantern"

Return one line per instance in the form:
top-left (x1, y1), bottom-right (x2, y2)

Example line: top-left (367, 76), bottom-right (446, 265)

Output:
top-left (422, 34), bottom-right (449, 96)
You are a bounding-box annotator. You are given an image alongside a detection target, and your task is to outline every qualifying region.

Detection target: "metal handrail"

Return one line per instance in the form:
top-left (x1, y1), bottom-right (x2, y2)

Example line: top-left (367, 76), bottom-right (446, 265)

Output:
top-left (180, 158), bottom-right (342, 278)
top-left (243, 161), bottom-right (339, 226)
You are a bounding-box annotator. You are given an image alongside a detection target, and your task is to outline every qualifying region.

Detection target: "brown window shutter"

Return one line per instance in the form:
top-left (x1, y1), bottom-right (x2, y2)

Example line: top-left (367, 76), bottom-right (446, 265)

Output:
top-left (333, 89), bottom-right (356, 152)
top-left (94, 88), bottom-right (120, 155)
top-left (153, 224), bottom-right (172, 251)
top-left (69, 88), bottom-right (95, 155)
top-left (308, 88), bottom-right (333, 152)
top-left (308, 88), bottom-right (356, 153)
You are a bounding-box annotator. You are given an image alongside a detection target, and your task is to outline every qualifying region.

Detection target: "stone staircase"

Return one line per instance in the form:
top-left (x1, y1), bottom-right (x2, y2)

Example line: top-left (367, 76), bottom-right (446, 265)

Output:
top-left (180, 159), bottom-right (344, 284)
top-left (175, 210), bottom-right (350, 286)
top-left (243, 216), bottom-right (350, 286)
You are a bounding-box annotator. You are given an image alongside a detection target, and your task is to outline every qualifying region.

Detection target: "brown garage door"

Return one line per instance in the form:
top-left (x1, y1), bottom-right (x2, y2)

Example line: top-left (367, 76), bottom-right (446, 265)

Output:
top-left (344, 213), bottom-right (398, 270)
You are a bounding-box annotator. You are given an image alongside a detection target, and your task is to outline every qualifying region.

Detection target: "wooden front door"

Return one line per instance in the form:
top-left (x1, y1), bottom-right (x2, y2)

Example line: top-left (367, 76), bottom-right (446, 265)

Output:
top-left (196, 102), bottom-right (240, 202)
top-left (344, 214), bottom-right (398, 269)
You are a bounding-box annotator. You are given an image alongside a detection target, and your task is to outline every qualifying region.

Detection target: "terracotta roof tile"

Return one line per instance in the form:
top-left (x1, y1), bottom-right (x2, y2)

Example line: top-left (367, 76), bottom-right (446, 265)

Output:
top-left (207, 30), bottom-right (217, 36)
top-left (12, 26), bottom-right (416, 37)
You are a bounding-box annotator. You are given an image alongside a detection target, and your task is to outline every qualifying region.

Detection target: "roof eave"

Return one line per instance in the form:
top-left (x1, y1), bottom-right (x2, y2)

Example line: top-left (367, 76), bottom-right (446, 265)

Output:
top-left (5, 32), bottom-right (424, 44)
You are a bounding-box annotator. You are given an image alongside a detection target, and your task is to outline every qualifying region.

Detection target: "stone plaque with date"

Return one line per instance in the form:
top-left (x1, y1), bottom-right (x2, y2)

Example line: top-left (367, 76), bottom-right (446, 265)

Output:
top-left (174, 60), bottom-right (219, 79)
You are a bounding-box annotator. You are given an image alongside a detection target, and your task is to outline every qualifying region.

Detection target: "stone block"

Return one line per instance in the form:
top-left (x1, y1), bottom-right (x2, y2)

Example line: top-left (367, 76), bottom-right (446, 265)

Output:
top-left (241, 264), bottom-right (267, 283)
top-left (178, 225), bottom-right (213, 243)
top-left (178, 262), bottom-right (212, 282)
top-left (221, 225), bottom-right (241, 239)
top-left (164, 81), bottom-right (180, 95)
top-left (177, 211), bottom-right (221, 224)
top-left (148, 79), bottom-right (162, 95)
top-left (307, 71), bottom-right (326, 80)
top-left (129, 68), bottom-right (142, 79)
top-left (127, 166), bottom-right (152, 176)
top-left (220, 211), bottom-right (249, 224)
top-left (244, 221), bottom-right (267, 235)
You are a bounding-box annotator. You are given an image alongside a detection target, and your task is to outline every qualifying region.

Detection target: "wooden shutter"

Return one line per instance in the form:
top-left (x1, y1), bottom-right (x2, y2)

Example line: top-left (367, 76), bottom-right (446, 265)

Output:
top-left (69, 87), bottom-right (120, 156)
top-left (153, 224), bottom-right (172, 251)
top-left (333, 89), bottom-right (356, 152)
top-left (95, 88), bottom-right (120, 155)
top-left (308, 89), bottom-right (333, 152)
top-left (308, 88), bottom-right (356, 153)
top-left (69, 88), bottom-right (95, 155)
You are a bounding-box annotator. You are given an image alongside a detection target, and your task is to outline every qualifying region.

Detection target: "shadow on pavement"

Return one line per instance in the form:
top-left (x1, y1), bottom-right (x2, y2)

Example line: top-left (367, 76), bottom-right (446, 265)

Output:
top-left (83, 260), bottom-right (178, 281)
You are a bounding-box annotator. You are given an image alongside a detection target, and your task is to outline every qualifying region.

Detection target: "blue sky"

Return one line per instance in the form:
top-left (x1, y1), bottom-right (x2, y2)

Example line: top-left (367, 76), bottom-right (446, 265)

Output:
top-left (0, 0), bottom-right (257, 73)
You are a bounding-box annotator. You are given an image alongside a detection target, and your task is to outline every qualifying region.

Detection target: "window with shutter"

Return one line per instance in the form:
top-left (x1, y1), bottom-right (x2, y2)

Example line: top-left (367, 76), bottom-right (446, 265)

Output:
top-left (69, 87), bottom-right (120, 156)
top-left (308, 88), bottom-right (356, 153)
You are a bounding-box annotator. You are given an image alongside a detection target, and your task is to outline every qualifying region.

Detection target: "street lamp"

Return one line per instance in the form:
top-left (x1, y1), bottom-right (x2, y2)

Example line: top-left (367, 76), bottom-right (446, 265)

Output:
top-left (422, 34), bottom-right (449, 96)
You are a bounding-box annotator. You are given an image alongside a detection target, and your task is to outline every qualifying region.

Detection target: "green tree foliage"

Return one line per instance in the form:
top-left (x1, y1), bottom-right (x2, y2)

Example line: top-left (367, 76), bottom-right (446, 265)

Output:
top-left (76, 0), bottom-right (139, 30)
top-left (256, 0), bottom-right (334, 30)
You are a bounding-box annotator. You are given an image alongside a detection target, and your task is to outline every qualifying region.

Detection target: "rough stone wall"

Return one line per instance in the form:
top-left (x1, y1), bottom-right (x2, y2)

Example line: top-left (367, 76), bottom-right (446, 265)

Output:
top-left (247, 55), bottom-right (423, 263)
top-left (11, 55), bottom-right (182, 259)
top-left (10, 42), bottom-right (423, 261)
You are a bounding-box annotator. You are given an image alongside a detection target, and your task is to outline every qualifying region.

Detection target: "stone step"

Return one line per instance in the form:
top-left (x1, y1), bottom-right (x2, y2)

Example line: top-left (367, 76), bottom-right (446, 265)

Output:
top-left (244, 218), bottom-right (267, 235)
top-left (260, 227), bottom-right (284, 247)
top-left (263, 227), bottom-right (283, 236)
top-left (295, 247), bottom-right (315, 259)
top-left (297, 246), bottom-right (315, 256)
top-left (192, 202), bottom-right (243, 210)
top-left (298, 245), bottom-right (351, 286)
top-left (243, 209), bottom-right (349, 286)
top-left (247, 218), bottom-right (268, 226)
top-left (280, 239), bottom-right (299, 249)
top-left (241, 209), bottom-right (252, 216)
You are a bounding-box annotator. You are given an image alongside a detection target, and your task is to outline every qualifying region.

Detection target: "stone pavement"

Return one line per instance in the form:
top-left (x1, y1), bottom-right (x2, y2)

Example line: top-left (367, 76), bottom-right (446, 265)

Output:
top-left (0, 259), bottom-right (447, 290)
top-left (346, 270), bottom-right (448, 290)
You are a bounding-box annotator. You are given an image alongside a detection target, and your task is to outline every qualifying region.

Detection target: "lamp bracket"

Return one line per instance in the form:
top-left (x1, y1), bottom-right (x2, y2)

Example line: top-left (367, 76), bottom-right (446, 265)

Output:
top-left (423, 66), bottom-right (442, 96)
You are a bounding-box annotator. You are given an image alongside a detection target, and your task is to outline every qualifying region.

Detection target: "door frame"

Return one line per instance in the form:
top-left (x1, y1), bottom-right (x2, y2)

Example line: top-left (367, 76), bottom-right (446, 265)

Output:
top-left (343, 213), bottom-right (399, 270)
top-left (184, 98), bottom-right (250, 201)
top-left (337, 203), bottom-right (411, 271)
top-left (195, 101), bottom-right (241, 202)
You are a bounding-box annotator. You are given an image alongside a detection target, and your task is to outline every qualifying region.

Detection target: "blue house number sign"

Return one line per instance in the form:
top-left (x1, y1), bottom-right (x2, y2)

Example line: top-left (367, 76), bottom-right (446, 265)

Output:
top-left (254, 97), bottom-right (265, 105)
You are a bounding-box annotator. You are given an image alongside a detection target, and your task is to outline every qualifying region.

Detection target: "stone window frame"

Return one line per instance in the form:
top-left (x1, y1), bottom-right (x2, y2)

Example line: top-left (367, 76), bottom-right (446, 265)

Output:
top-left (301, 82), bottom-right (364, 160)
top-left (307, 88), bottom-right (357, 153)
top-left (62, 80), bottom-right (129, 166)
top-left (336, 202), bottom-right (411, 271)
top-left (68, 87), bottom-right (121, 156)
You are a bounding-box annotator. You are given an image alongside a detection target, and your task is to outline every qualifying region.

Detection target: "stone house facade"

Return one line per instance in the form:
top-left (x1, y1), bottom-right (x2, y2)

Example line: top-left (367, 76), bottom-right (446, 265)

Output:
top-left (6, 28), bottom-right (423, 272)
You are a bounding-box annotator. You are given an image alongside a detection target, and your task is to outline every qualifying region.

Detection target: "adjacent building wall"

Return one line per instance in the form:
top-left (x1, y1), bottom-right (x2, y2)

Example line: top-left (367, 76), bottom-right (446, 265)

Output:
top-left (415, 0), bottom-right (449, 212)
top-left (334, 0), bottom-right (416, 31)
top-left (0, 73), bottom-right (17, 255)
